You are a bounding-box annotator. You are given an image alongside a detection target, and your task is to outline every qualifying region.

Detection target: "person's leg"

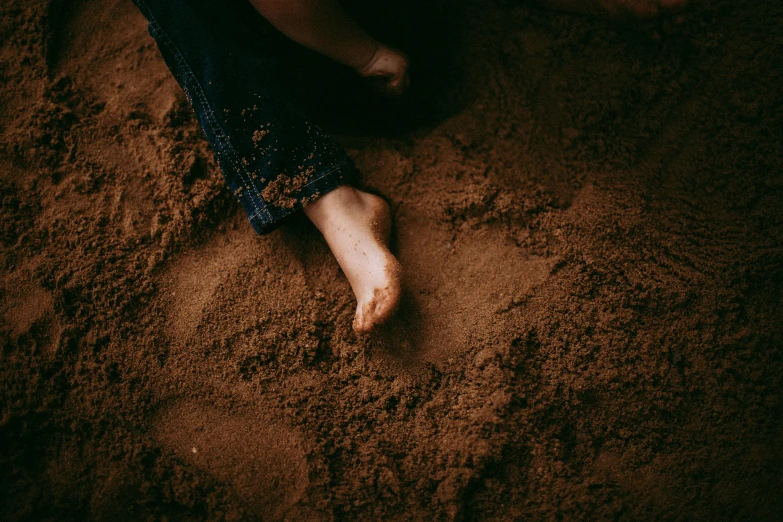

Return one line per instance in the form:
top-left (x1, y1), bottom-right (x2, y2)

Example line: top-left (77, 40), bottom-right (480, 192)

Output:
top-left (132, 0), bottom-right (400, 332)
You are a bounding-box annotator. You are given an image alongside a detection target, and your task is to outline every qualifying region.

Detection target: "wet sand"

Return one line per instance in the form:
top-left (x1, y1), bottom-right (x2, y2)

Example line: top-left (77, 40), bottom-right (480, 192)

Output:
top-left (1, 0), bottom-right (782, 520)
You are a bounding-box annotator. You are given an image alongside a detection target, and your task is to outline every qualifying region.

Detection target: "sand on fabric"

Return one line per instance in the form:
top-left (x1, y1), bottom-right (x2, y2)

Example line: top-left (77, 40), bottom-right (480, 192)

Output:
top-left (1, 0), bottom-right (782, 520)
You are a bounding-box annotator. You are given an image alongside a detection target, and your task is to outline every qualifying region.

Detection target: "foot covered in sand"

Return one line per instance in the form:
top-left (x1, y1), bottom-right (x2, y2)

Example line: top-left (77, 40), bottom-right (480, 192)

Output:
top-left (304, 186), bottom-right (402, 333)
top-left (540, 0), bottom-right (687, 20)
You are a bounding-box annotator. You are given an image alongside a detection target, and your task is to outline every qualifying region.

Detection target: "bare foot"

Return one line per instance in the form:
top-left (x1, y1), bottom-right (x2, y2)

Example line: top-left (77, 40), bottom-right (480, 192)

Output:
top-left (538, 0), bottom-right (687, 20)
top-left (303, 186), bottom-right (402, 333)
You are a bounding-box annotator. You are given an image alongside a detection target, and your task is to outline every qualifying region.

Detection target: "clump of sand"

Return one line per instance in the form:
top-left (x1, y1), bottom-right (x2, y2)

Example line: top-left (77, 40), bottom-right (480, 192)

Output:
top-left (1, 0), bottom-right (782, 520)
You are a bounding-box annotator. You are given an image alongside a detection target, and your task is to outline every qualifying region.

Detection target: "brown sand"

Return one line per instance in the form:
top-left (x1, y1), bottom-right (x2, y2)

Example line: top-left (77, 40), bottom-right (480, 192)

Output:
top-left (2, 0), bottom-right (782, 520)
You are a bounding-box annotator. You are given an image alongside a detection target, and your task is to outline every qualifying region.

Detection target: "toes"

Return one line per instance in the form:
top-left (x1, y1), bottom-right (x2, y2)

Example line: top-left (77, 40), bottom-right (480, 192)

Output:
top-left (353, 299), bottom-right (378, 334)
top-left (352, 312), bottom-right (369, 333)
top-left (370, 291), bottom-right (396, 326)
top-left (352, 286), bottom-right (401, 334)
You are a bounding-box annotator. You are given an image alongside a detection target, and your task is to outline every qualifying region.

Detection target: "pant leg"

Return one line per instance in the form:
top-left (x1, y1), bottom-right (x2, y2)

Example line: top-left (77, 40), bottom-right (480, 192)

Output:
top-left (132, 0), bottom-right (356, 234)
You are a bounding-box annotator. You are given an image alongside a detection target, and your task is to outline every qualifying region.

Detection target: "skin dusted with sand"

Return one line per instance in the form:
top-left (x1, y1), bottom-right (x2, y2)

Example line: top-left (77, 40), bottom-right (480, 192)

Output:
top-left (304, 187), bottom-right (402, 332)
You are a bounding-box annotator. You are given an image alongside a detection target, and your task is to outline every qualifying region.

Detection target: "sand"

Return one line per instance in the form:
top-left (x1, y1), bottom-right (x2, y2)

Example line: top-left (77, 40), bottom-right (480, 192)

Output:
top-left (1, 0), bottom-right (782, 520)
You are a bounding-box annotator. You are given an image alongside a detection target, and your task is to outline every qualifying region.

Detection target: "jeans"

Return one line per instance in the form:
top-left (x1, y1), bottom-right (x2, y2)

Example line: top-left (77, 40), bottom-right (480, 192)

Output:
top-left (132, 0), bottom-right (355, 234)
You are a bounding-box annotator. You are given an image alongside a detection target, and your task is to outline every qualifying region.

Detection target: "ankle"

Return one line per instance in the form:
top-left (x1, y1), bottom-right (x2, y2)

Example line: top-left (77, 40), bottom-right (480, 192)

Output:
top-left (303, 185), bottom-right (356, 231)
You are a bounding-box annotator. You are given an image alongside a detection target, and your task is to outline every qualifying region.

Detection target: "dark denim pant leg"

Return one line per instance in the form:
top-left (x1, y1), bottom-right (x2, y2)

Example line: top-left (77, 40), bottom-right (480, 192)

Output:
top-left (132, 0), bottom-right (355, 234)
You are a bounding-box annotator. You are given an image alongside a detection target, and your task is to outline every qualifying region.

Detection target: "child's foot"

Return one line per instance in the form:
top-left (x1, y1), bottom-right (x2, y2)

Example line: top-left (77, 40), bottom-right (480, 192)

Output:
top-left (538, 0), bottom-right (687, 20)
top-left (303, 186), bottom-right (402, 333)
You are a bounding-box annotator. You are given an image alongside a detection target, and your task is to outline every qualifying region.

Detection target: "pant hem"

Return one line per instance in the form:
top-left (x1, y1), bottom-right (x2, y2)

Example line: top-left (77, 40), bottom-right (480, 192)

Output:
top-left (247, 157), bottom-right (355, 234)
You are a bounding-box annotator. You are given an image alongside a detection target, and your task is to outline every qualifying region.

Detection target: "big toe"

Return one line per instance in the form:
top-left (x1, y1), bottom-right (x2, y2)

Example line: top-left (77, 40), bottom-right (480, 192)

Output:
top-left (352, 301), bottom-right (374, 334)
top-left (353, 298), bottom-right (381, 334)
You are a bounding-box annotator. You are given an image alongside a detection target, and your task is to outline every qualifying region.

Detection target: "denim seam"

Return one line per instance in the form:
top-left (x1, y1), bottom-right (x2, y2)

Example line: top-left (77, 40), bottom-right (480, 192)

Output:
top-left (137, 0), bottom-right (273, 224)
top-left (169, 36), bottom-right (271, 223)
top-left (246, 156), bottom-right (349, 221)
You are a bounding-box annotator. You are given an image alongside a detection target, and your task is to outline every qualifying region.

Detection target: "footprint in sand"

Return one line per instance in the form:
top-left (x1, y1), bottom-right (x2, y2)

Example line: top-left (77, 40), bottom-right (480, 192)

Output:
top-left (47, 0), bottom-right (176, 116)
top-left (159, 217), bottom-right (310, 356)
top-left (161, 226), bottom-right (259, 346)
top-left (152, 400), bottom-right (309, 520)
top-left (391, 205), bottom-right (553, 365)
top-left (1, 277), bottom-right (61, 358)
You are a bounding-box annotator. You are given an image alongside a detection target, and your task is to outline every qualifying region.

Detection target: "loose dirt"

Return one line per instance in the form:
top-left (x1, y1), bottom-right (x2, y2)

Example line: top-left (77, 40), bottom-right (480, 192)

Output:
top-left (1, 0), bottom-right (782, 520)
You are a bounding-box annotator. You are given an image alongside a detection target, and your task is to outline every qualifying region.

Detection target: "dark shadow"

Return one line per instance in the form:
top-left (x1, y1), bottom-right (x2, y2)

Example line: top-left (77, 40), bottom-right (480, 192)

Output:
top-left (274, 0), bottom-right (473, 137)
top-left (45, 0), bottom-right (74, 76)
top-left (276, 212), bottom-right (331, 265)
top-left (366, 290), bottom-right (423, 362)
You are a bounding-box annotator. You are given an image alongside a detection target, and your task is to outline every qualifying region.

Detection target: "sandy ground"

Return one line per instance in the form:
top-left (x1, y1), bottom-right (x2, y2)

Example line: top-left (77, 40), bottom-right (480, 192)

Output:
top-left (1, 0), bottom-right (782, 520)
